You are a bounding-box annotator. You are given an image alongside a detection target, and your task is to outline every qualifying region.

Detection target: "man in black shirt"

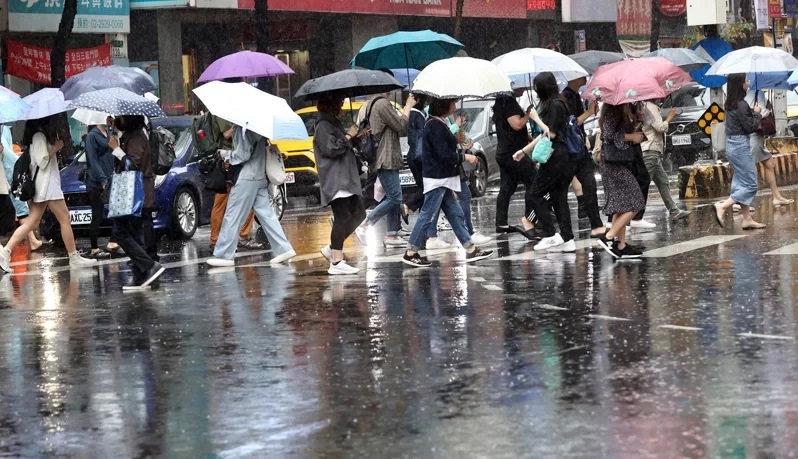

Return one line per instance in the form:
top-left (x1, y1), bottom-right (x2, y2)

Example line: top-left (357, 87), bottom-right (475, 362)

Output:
top-left (493, 89), bottom-right (538, 236)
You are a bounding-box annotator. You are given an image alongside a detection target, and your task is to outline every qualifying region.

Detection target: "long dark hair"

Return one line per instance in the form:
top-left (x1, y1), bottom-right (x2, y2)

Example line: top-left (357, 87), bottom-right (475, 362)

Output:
top-left (21, 115), bottom-right (57, 146)
top-left (725, 73), bottom-right (747, 111)
top-left (412, 93), bottom-right (428, 111)
top-left (533, 71), bottom-right (561, 112)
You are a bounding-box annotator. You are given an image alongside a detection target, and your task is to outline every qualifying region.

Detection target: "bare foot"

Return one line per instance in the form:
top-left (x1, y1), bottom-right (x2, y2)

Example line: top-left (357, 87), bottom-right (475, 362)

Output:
top-left (519, 217), bottom-right (534, 231)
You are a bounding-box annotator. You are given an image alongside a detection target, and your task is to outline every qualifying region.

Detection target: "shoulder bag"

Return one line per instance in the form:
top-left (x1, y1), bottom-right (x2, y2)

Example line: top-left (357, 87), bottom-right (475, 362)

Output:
top-left (266, 142), bottom-right (286, 185)
top-left (107, 157), bottom-right (144, 219)
top-left (602, 139), bottom-right (637, 164)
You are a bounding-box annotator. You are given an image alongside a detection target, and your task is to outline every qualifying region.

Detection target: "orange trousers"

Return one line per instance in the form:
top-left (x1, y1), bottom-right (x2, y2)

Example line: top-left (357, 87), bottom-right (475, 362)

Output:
top-left (210, 189), bottom-right (255, 245)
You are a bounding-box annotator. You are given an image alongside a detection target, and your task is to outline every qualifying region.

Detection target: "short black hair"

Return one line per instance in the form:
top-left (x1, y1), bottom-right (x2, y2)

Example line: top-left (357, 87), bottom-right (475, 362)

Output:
top-left (428, 97), bottom-right (455, 117)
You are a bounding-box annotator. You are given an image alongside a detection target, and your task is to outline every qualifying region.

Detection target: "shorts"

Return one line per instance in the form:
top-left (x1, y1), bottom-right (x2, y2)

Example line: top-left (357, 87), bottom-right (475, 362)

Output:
top-left (750, 133), bottom-right (772, 163)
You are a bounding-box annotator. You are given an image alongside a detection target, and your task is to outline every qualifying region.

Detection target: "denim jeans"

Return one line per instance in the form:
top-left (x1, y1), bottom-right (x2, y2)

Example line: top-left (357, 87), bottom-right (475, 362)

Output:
top-left (408, 186), bottom-right (472, 251)
top-left (367, 169), bottom-right (401, 235)
top-left (427, 179), bottom-right (473, 238)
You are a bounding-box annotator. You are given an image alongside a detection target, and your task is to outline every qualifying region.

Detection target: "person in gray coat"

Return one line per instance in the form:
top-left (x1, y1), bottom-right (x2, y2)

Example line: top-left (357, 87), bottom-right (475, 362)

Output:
top-left (314, 93), bottom-right (367, 275)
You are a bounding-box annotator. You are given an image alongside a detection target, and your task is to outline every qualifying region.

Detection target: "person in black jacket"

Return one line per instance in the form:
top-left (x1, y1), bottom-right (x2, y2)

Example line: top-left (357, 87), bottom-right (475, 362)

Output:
top-left (402, 97), bottom-right (492, 267)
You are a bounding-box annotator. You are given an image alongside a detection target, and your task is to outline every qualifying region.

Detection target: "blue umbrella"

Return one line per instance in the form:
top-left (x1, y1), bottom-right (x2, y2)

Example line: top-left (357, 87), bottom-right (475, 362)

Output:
top-left (749, 72), bottom-right (796, 91)
top-left (786, 69), bottom-right (798, 86)
top-left (0, 86), bottom-right (31, 124)
top-left (389, 68), bottom-right (420, 88)
top-left (60, 65), bottom-right (156, 100)
top-left (690, 37), bottom-right (733, 88)
top-left (352, 30), bottom-right (463, 70)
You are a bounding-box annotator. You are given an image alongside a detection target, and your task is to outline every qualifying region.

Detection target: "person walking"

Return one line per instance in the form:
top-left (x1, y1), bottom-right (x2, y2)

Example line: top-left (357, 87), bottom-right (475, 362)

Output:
top-left (713, 74), bottom-right (766, 230)
top-left (402, 97), bottom-right (493, 268)
top-left (404, 94), bottom-right (428, 217)
top-left (596, 104), bottom-right (647, 259)
top-left (84, 121), bottom-right (124, 259)
top-left (207, 125), bottom-right (296, 267)
top-left (526, 72), bottom-right (578, 252)
top-left (356, 92), bottom-right (415, 248)
top-left (746, 89), bottom-right (794, 208)
top-left (640, 100), bottom-right (691, 221)
top-left (313, 93), bottom-right (367, 275)
top-left (0, 116), bottom-right (96, 273)
top-left (1, 127), bottom-right (45, 250)
top-left (108, 116), bottom-right (165, 290)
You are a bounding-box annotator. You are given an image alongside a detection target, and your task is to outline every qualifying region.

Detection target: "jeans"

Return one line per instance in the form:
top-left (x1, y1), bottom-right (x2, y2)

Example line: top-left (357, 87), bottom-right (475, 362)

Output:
top-left (367, 169), bottom-right (401, 235)
top-left (408, 186), bottom-right (472, 251)
top-left (427, 179), bottom-right (473, 238)
top-left (214, 179), bottom-right (293, 260)
top-left (572, 156), bottom-right (604, 229)
top-left (642, 150), bottom-right (678, 213)
top-left (330, 195), bottom-right (366, 251)
top-left (530, 149), bottom-right (577, 241)
top-left (113, 216), bottom-right (154, 280)
top-left (496, 155), bottom-right (536, 227)
top-left (88, 186), bottom-right (117, 249)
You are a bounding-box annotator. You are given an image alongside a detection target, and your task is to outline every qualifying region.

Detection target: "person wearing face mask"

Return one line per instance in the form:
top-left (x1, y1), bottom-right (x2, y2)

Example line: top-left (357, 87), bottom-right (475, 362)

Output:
top-left (85, 115), bottom-right (124, 259)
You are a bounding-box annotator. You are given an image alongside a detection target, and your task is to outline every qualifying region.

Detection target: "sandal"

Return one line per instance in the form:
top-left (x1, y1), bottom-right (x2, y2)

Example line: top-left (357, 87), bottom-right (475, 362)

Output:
top-left (773, 198), bottom-right (794, 207)
top-left (713, 203), bottom-right (726, 228)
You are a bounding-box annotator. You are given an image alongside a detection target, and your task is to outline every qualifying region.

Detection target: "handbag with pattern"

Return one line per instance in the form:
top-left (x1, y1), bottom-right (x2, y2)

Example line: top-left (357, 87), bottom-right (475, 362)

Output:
top-left (107, 158), bottom-right (144, 219)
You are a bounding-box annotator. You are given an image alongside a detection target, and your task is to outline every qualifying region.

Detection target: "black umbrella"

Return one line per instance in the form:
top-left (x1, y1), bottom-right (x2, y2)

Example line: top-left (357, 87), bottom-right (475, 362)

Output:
top-left (68, 88), bottom-right (166, 118)
top-left (568, 50), bottom-right (626, 74)
top-left (294, 69), bottom-right (404, 100)
top-left (61, 65), bottom-right (156, 100)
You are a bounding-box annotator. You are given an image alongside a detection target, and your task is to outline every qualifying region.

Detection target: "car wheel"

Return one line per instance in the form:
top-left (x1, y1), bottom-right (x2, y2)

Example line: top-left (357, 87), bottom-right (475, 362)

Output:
top-left (470, 156), bottom-right (488, 198)
top-left (269, 183), bottom-right (286, 221)
top-left (171, 188), bottom-right (198, 239)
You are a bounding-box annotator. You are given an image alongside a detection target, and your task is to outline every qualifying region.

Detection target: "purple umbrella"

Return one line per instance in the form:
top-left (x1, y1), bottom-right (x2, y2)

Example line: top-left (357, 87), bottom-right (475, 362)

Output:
top-left (197, 51), bottom-right (294, 83)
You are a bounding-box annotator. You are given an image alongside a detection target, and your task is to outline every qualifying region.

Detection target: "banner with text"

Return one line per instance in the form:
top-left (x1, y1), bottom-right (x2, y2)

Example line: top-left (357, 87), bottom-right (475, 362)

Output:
top-left (9, 0), bottom-right (130, 33)
top-left (6, 40), bottom-right (112, 86)
top-left (235, 0), bottom-right (452, 16)
top-left (785, 0), bottom-right (798, 16)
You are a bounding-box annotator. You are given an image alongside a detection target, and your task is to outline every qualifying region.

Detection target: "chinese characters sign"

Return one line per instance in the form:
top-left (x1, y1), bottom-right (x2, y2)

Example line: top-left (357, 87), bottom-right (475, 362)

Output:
top-left (785, 0), bottom-right (798, 16)
top-left (660, 0), bottom-right (686, 16)
top-left (616, 0), bottom-right (652, 38)
top-left (527, 0), bottom-right (555, 10)
top-left (6, 40), bottom-right (112, 85)
top-left (770, 0), bottom-right (783, 17)
top-left (9, 0), bottom-right (130, 33)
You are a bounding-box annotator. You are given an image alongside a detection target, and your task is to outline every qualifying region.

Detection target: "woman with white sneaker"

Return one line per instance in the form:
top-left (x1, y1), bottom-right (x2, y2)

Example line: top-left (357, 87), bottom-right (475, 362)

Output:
top-left (313, 93), bottom-right (366, 275)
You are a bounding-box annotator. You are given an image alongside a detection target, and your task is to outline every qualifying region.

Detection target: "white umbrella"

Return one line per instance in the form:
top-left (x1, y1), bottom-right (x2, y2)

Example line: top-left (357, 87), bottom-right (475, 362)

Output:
top-left (706, 46), bottom-right (798, 76)
top-left (18, 88), bottom-right (71, 121)
top-left (193, 82), bottom-right (308, 141)
top-left (411, 57), bottom-right (511, 99)
top-left (491, 48), bottom-right (588, 86)
top-left (72, 108), bottom-right (110, 126)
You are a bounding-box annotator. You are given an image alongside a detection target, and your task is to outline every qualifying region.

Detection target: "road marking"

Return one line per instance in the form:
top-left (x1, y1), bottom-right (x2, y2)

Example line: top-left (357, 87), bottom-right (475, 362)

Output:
top-left (587, 314), bottom-right (631, 321)
top-left (535, 303), bottom-right (568, 311)
top-left (659, 324), bottom-right (702, 331)
top-left (738, 332), bottom-right (794, 341)
top-left (471, 276), bottom-right (486, 282)
top-left (642, 235), bottom-right (746, 258)
top-left (483, 284), bottom-right (502, 291)
top-left (764, 242), bottom-right (798, 255)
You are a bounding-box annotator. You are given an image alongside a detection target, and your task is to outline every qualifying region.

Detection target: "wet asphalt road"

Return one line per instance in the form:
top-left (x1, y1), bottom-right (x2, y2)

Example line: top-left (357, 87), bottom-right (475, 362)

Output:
top-left (2, 186), bottom-right (798, 458)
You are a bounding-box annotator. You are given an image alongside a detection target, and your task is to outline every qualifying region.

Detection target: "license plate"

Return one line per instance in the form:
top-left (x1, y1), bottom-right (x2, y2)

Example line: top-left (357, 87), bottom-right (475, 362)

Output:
top-left (399, 172), bottom-right (416, 186)
top-left (284, 172), bottom-right (295, 184)
top-left (69, 209), bottom-right (92, 225)
top-left (671, 134), bottom-right (691, 146)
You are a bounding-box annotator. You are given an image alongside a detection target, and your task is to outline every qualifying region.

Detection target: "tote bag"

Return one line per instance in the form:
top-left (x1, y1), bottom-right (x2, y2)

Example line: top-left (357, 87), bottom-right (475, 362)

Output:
top-left (107, 159), bottom-right (144, 219)
top-left (532, 135), bottom-right (553, 164)
top-left (266, 143), bottom-right (286, 185)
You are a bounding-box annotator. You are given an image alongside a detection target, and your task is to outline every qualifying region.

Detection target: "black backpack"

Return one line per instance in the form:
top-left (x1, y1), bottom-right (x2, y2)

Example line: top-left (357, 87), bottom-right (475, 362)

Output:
top-left (11, 148), bottom-right (38, 202)
top-left (149, 126), bottom-right (176, 175)
top-left (356, 97), bottom-right (384, 168)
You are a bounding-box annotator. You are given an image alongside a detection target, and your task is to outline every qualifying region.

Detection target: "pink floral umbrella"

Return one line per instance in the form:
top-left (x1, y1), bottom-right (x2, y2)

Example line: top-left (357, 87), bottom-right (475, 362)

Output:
top-left (582, 57), bottom-right (692, 105)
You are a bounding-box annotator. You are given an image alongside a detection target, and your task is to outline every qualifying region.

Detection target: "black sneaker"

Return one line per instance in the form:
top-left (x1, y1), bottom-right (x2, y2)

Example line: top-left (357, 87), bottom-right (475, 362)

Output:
top-left (597, 235), bottom-right (622, 259)
top-left (105, 246), bottom-right (126, 258)
top-left (465, 248), bottom-right (493, 263)
top-left (402, 252), bottom-right (431, 268)
top-left (619, 244), bottom-right (643, 259)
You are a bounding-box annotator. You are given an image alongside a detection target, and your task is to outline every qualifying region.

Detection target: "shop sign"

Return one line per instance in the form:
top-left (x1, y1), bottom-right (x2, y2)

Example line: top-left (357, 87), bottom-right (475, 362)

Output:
top-left (235, 0), bottom-right (452, 16)
top-left (616, 0), bottom-right (652, 37)
top-left (131, 0), bottom-right (189, 9)
top-left (527, 0), bottom-right (555, 10)
top-left (462, 0), bottom-right (527, 18)
top-left (755, 0), bottom-right (771, 28)
top-left (770, 0), bottom-right (783, 17)
top-left (784, 0), bottom-right (798, 16)
top-left (9, 0), bottom-right (130, 34)
top-left (6, 40), bottom-right (112, 85)
top-left (660, 0), bottom-right (686, 16)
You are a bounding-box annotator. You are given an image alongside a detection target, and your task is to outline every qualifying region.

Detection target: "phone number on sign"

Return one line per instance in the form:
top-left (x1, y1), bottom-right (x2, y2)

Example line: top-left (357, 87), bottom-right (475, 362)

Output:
top-left (76, 18), bottom-right (126, 30)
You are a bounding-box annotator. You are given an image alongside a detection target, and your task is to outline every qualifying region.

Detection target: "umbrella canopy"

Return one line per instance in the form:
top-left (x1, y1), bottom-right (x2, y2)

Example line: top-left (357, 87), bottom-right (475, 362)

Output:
top-left (690, 37), bottom-right (733, 88)
top-left (644, 48), bottom-right (710, 72)
top-left (0, 86), bottom-right (31, 124)
top-left (197, 51), bottom-right (295, 83)
top-left (61, 65), bottom-right (156, 100)
top-left (193, 82), bottom-right (308, 141)
top-left (390, 68), bottom-right (421, 88)
top-left (706, 46), bottom-right (798, 76)
top-left (72, 108), bottom-right (111, 126)
top-left (412, 57), bottom-right (511, 99)
top-left (583, 57), bottom-right (692, 105)
top-left (749, 72), bottom-right (796, 91)
top-left (294, 69), bottom-right (404, 100)
top-left (786, 69), bottom-right (798, 86)
top-left (18, 88), bottom-right (71, 121)
top-left (568, 50), bottom-right (625, 74)
top-left (352, 30), bottom-right (463, 70)
top-left (69, 88), bottom-right (166, 118)
top-left (492, 48), bottom-right (588, 85)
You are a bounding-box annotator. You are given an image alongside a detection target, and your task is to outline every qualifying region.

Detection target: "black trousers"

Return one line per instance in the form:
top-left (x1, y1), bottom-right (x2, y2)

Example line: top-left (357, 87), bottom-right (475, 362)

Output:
top-left (88, 186), bottom-right (117, 249)
top-left (496, 155), bottom-right (537, 227)
top-left (572, 156), bottom-right (604, 229)
top-left (141, 208), bottom-right (159, 262)
top-left (405, 161), bottom-right (425, 212)
top-left (113, 216), bottom-right (155, 279)
top-left (530, 150), bottom-right (578, 241)
top-left (330, 195), bottom-right (367, 251)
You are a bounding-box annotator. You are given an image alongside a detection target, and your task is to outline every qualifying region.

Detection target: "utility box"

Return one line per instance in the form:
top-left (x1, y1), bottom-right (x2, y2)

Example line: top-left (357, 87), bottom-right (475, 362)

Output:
top-left (687, 0), bottom-right (727, 25)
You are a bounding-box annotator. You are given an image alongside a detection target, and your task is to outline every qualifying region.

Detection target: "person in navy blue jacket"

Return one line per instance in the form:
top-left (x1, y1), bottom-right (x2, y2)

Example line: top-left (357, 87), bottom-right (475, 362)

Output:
top-left (402, 97), bottom-right (493, 267)
top-left (85, 120), bottom-right (123, 259)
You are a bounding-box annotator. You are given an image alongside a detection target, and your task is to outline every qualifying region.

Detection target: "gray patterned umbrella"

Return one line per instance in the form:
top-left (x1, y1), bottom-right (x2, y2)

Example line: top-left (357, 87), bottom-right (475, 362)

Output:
top-left (60, 65), bottom-right (156, 100)
top-left (68, 87), bottom-right (166, 118)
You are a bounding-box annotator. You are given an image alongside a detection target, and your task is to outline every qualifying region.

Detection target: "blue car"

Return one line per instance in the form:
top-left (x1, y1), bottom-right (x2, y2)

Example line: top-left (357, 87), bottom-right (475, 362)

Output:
top-left (42, 116), bottom-right (216, 242)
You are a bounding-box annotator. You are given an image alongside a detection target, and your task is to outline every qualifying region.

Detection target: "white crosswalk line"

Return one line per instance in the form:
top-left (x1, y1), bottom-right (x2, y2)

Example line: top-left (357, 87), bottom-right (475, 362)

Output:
top-left (764, 242), bottom-right (798, 255)
top-left (642, 235), bottom-right (747, 258)
top-left (587, 314), bottom-right (631, 321)
top-left (738, 332), bottom-right (794, 341)
top-left (659, 324), bottom-right (702, 331)
top-left (483, 284), bottom-right (502, 291)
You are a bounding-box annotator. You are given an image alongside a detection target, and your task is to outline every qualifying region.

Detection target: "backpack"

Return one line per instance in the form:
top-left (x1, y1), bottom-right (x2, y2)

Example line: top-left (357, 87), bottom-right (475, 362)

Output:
top-left (149, 126), bottom-right (176, 175)
top-left (356, 97), bottom-right (384, 168)
top-left (11, 147), bottom-right (38, 202)
top-left (191, 112), bottom-right (220, 156)
top-left (564, 114), bottom-right (588, 159)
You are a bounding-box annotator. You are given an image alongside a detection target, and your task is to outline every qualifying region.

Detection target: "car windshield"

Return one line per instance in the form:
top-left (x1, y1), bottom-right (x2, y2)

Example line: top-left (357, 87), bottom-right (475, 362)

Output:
top-left (460, 107), bottom-right (485, 139)
top-left (663, 85), bottom-right (709, 108)
top-left (300, 109), bottom-right (358, 136)
top-left (167, 126), bottom-right (192, 160)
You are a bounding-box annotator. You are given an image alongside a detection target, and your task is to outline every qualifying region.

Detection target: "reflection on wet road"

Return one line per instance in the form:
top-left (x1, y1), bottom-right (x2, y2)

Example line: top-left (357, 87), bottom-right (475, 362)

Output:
top-left (2, 190), bottom-right (798, 457)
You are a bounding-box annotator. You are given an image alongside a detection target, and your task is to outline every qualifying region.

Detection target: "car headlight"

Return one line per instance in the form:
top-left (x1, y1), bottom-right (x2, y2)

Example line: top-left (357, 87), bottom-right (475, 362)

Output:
top-left (155, 174), bottom-right (167, 188)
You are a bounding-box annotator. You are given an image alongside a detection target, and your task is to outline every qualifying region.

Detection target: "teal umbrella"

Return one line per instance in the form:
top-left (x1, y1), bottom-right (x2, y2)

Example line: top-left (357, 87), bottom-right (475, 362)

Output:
top-left (352, 30), bottom-right (463, 71)
top-left (0, 86), bottom-right (31, 124)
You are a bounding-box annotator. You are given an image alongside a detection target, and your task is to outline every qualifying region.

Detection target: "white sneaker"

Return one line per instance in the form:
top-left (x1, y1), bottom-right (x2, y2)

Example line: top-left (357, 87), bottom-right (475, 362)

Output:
top-left (69, 252), bottom-right (98, 267)
top-left (328, 261), bottom-right (360, 275)
top-left (270, 249), bottom-right (296, 265)
top-left (534, 233), bottom-right (564, 251)
top-left (0, 247), bottom-right (10, 273)
top-left (425, 238), bottom-right (452, 250)
top-left (470, 232), bottom-right (492, 245)
top-left (548, 238), bottom-right (576, 253)
top-left (383, 237), bottom-right (407, 248)
top-left (629, 219), bottom-right (656, 229)
top-left (207, 257), bottom-right (235, 267)
top-left (320, 245), bottom-right (332, 262)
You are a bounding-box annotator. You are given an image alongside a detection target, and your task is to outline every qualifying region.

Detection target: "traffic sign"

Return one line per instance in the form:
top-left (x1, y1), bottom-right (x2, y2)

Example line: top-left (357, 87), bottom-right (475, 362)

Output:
top-left (698, 102), bottom-right (725, 135)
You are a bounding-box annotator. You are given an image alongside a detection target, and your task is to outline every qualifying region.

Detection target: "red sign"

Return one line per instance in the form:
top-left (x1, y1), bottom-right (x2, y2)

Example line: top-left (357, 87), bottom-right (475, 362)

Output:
top-left (660, 0), bottom-right (686, 16)
top-left (238, 0), bottom-right (452, 16)
top-left (527, 0), bottom-right (555, 10)
top-left (770, 0), bottom-right (783, 17)
top-left (462, 0), bottom-right (526, 18)
top-left (617, 0), bottom-right (652, 37)
top-left (6, 40), bottom-right (111, 85)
